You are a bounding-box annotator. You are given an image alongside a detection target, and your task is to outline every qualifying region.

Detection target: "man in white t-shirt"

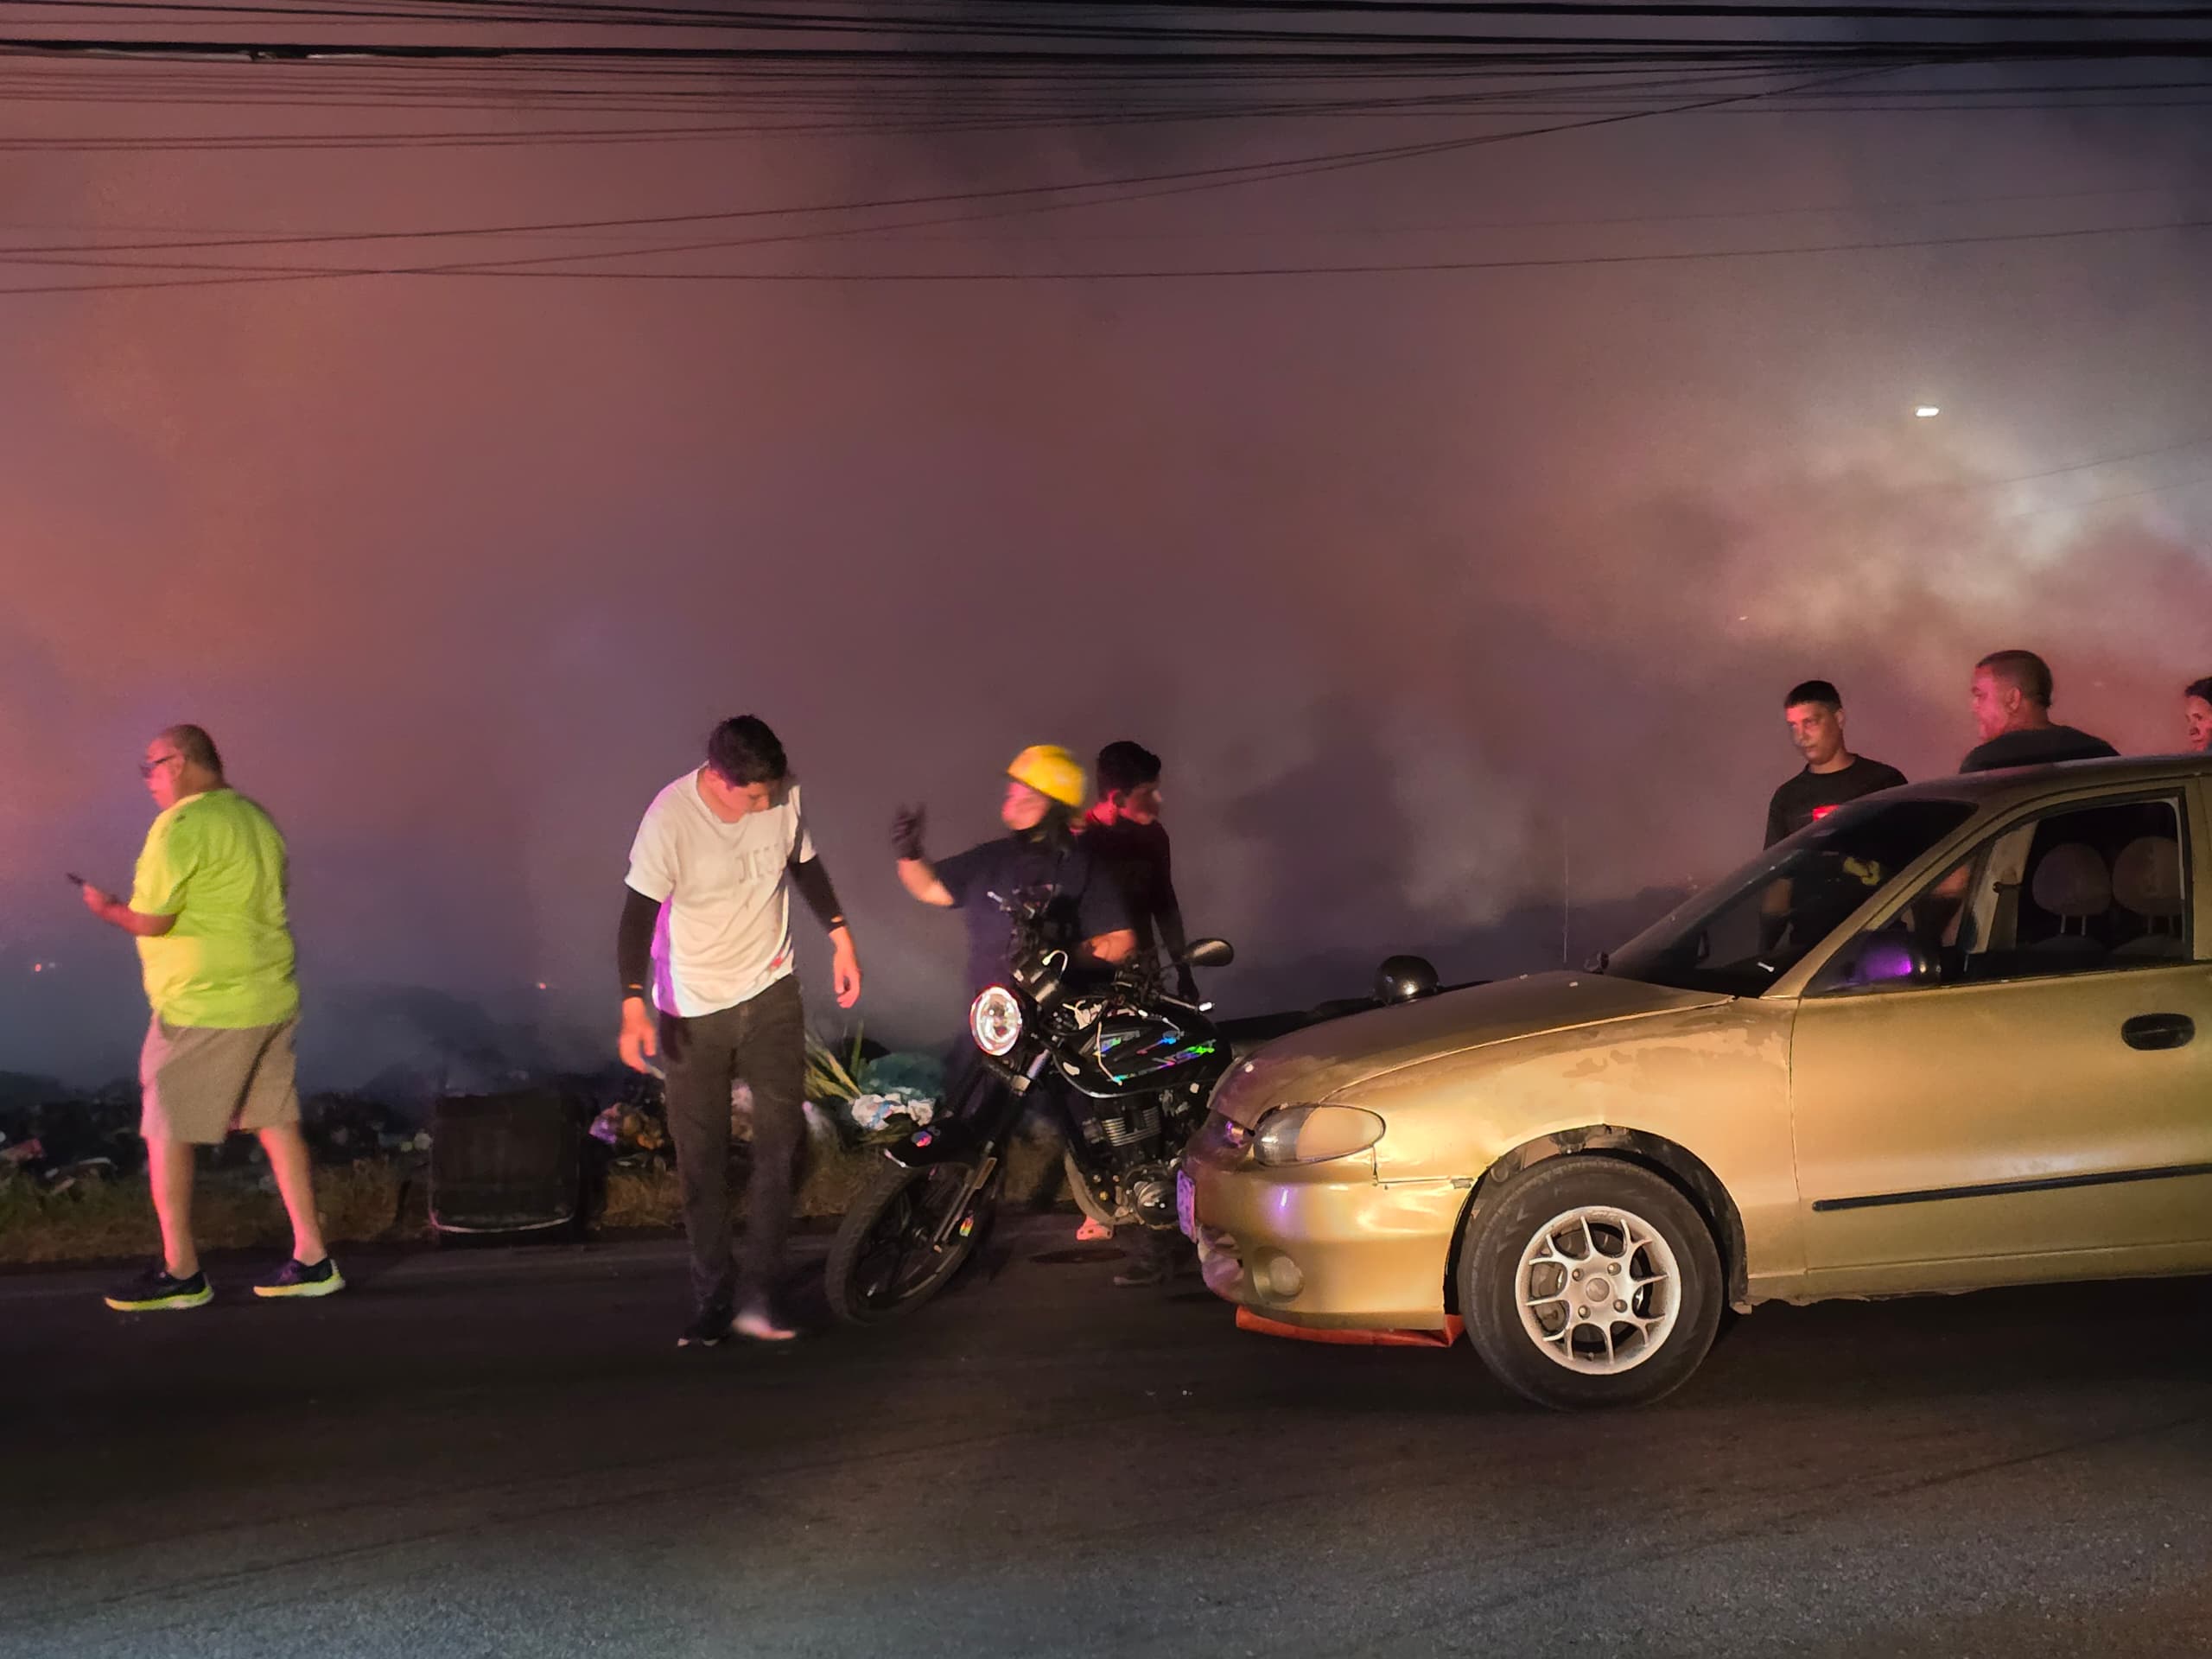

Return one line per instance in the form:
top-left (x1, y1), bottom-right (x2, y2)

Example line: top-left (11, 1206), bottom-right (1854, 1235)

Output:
top-left (617, 715), bottom-right (861, 1346)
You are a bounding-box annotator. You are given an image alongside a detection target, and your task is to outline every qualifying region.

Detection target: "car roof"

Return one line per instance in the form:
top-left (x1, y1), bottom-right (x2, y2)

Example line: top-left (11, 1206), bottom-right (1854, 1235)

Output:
top-left (1878, 752), bottom-right (2212, 810)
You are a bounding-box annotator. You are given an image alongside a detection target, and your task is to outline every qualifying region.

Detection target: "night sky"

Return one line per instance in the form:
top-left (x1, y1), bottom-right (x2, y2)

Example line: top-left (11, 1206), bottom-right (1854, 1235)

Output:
top-left (5, 4), bottom-right (2210, 1088)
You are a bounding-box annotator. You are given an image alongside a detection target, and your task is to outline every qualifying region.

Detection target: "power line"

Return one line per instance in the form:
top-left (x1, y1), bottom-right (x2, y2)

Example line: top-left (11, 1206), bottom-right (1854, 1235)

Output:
top-left (963, 1), bottom-right (2212, 13)
top-left (3, 31), bottom-right (2210, 67)
top-left (428, 207), bottom-right (2212, 276)
top-left (0, 63), bottom-right (1881, 260)
top-left (2005, 471), bottom-right (2212, 518)
top-left (9, 0), bottom-right (2212, 26)
top-left (13, 179), bottom-right (2179, 244)
top-left (1982, 431), bottom-right (2212, 490)
top-left (6, 204), bottom-right (2209, 294)
top-left (10, 75), bottom-right (2212, 144)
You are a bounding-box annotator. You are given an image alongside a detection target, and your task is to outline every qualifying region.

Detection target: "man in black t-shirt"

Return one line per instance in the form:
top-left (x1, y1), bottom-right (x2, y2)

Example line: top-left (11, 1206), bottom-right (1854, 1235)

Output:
top-left (1080, 740), bottom-right (1199, 1003)
top-left (1764, 679), bottom-right (1908, 847)
top-left (1961, 650), bottom-right (2119, 772)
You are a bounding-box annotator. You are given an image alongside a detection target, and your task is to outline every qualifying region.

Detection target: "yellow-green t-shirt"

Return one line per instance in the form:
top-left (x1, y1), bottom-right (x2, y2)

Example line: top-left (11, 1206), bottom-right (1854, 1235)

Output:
top-left (131, 788), bottom-right (300, 1029)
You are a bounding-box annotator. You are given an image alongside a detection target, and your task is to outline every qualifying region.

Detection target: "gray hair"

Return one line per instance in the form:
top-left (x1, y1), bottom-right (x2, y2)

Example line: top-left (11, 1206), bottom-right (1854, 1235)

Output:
top-left (160, 724), bottom-right (225, 776)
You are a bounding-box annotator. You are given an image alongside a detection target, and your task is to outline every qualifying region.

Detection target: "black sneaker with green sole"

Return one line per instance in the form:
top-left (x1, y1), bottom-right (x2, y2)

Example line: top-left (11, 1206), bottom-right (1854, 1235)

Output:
top-left (254, 1257), bottom-right (345, 1299)
top-left (105, 1267), bottom-right (213, 1313)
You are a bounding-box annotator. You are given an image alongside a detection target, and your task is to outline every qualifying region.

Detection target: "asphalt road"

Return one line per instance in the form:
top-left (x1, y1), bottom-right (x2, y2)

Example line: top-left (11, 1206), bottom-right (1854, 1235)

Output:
top-left (3, 1220), bottom-right (2209, 1659)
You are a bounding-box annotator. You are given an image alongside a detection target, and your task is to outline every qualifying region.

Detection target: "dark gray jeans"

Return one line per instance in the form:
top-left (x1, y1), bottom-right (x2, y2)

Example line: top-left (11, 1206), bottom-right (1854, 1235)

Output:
top-left (659, 974), bottom-right (807, 1318)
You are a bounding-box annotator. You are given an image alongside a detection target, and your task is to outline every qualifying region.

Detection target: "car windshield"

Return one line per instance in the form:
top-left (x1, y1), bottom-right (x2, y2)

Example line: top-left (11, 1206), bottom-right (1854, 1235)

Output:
top-left (1605, 798), bottom-right (1978, 996)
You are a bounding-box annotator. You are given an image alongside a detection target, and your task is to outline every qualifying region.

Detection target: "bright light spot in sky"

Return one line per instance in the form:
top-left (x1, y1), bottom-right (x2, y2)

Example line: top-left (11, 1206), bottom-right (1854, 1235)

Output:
top-left (1915, 405), bottom-right (1941, 418)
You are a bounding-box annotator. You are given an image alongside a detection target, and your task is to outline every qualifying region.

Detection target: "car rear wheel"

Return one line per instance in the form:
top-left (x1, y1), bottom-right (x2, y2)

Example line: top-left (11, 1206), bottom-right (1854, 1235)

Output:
top-left (1459, 1157), bottom-right (1723, 1410)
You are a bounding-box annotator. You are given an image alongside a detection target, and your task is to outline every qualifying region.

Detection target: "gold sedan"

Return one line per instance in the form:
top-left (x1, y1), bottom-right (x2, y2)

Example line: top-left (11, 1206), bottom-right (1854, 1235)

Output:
top-left (1181, 755), bottom-right (2212, 1408)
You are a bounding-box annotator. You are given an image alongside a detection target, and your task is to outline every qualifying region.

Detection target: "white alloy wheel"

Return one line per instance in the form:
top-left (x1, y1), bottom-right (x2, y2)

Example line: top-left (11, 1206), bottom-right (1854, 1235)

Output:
top-left (1514, 1204), bottom-right (1682, 1376)
top-left (1461, 1157), bottom-right (1722, 1409)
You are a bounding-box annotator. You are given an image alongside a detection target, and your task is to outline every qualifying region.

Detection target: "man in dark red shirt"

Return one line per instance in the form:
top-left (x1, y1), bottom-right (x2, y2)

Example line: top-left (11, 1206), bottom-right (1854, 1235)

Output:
top-left (1080, 741), bottom-right (1198, 1004)
top-left (1075, 741), bottom-right (1202, 1282)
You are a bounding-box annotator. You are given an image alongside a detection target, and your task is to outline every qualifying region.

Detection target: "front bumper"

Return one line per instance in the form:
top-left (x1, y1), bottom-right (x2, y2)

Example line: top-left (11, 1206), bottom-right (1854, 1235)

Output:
top-left (1180, 1113), bottom-right (1465, 1332)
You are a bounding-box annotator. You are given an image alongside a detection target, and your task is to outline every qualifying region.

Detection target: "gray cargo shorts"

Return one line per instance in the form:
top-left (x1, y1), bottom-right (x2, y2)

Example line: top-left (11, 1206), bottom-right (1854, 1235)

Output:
top-left (139, 1015), bottom-right (302, 1145)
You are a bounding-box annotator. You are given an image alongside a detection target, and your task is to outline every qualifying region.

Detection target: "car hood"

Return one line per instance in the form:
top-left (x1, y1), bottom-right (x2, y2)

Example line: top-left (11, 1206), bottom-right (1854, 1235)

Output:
top-left (1212, 971), bottom-right (1732, 1125)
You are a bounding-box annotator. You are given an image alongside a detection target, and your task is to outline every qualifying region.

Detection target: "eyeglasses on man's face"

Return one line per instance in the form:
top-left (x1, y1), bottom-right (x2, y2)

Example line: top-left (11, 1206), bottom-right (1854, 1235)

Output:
top-left (139, 753), bottom-right (182, 779)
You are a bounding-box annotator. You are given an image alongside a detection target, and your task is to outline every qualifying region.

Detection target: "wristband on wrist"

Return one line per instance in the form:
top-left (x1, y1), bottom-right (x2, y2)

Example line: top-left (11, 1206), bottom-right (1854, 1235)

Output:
top-left (622, 982), bottom-right (648, 1000)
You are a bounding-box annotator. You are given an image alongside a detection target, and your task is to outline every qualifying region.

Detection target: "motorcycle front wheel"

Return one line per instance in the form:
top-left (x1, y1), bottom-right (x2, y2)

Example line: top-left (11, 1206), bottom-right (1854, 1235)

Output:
top-left (826, 1158), bottom-right (998, 1325)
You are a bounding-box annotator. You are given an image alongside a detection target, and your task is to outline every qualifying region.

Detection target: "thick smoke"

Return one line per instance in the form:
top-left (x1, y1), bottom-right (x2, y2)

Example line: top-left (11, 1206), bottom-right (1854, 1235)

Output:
top-left (3, 53), bottom-right (2209, 1087)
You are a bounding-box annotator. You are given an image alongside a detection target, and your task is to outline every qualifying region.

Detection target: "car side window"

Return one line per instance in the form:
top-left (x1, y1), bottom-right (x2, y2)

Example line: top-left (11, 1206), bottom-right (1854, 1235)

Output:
top-left (1815, 795), bottom-right (2191, 994)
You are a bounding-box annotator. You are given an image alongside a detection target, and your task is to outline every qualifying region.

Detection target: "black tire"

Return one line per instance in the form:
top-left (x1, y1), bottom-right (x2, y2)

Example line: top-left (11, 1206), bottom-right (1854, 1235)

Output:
top-left (1062, 1148), bottom-right (1121, 1230)
top-left (825, 1159), bottom-right (996, 1325)
top-left (1459, 1157), bottom-right (1723, 1411)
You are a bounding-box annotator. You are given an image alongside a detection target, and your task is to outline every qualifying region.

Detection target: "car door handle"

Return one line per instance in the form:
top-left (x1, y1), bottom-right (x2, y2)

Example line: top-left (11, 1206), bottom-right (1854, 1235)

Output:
top-left (2122, 1013), bottom-right (2196, 1051)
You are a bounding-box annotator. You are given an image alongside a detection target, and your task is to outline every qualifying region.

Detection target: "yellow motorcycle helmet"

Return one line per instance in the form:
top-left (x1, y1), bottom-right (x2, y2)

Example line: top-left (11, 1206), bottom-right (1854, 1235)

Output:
top-left (1007, 745), bottom-right (1086, 809)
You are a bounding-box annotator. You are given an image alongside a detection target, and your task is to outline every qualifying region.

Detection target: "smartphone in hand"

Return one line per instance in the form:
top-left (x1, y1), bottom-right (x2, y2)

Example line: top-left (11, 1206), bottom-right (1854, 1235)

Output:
top-left (66, 872), bottom-right (87, 887)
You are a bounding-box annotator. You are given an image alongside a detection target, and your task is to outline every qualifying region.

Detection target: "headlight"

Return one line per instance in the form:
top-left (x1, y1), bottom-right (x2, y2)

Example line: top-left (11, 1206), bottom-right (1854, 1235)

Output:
top-left (969, 985), bottom-right (1024, 1057)
top-left (1253, 1104), bottom-right (1386, 1166)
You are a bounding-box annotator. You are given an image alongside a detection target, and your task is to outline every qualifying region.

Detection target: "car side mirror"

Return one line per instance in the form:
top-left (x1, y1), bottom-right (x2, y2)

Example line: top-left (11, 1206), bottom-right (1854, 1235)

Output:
top-left (1179, 938), bottom-right (1235, 969)
top-left (1375, 954), bottom-right (1440, 1004)
top-left (1817, 928), bottom-right (1937, 995)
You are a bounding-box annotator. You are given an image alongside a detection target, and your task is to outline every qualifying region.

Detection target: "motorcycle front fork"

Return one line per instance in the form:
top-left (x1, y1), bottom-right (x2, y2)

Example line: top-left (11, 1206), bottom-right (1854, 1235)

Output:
top-left (924, 1048), bottom-right (1049, 1249)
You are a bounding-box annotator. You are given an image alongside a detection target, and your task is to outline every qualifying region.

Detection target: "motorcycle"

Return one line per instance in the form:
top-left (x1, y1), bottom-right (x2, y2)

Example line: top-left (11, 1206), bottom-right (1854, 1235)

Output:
top-left (825, 890), bottom-right (1236, 1324)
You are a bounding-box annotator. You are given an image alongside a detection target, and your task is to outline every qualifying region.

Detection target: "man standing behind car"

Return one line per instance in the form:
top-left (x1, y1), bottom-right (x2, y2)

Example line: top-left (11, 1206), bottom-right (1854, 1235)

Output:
top-left (1961, 651), bottom-right (2118, 772)
top-left (616, 715), bottom-right (861, 1349)
top-left (1764, 680), bottom-right (1908, 847)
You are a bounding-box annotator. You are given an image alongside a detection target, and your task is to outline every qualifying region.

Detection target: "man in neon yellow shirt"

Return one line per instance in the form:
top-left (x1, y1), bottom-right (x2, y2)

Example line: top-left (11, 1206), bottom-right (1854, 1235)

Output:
top-left (79, 725), bottom-right (341, 1311)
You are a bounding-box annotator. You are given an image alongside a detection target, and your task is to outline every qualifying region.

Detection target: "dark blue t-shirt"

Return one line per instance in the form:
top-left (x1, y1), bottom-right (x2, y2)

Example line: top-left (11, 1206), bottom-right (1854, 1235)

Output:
top-left (933, 834), bottom-right (1130, 1000)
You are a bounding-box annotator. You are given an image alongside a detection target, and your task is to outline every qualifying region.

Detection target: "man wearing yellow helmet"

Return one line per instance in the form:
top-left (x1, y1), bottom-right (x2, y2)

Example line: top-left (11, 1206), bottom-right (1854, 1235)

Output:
top-left (892, 746), bottom-right (1135, 1004)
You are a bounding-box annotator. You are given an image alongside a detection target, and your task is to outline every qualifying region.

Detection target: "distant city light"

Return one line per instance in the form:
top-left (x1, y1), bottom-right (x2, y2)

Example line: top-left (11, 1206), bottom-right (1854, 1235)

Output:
top-left (1915, 405), bottom-right (1941, 418)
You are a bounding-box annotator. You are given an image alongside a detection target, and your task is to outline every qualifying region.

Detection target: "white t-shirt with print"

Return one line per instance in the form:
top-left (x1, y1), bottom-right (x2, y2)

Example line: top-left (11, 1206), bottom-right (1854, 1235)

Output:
top-left (625, 772), bottom-right (816, 1017)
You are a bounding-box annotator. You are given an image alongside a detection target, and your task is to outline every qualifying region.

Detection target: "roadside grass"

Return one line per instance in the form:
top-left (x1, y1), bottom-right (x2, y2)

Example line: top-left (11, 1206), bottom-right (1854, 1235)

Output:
top-left (0, 1160), bottom-right (420, 1267)
top-left (1, 1122), bottom-right (1076, 1266)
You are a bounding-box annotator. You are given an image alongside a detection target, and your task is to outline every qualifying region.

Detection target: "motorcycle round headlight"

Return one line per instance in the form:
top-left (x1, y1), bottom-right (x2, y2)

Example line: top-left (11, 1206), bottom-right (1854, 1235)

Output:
top-left (969, 985), bottom-right (1024, 1058)
top-left (1253, 1104), bottom-right (1386, 1167)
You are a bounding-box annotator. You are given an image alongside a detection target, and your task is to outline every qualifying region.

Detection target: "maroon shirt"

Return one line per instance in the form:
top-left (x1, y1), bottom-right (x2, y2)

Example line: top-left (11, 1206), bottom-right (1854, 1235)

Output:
top-left (1079, 814), bottom-right (1178, 963)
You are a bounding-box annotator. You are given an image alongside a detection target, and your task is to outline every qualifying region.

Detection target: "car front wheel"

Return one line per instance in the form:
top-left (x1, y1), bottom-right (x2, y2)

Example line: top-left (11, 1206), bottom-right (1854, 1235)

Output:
top-left (1459, 1157), bottom-right (1723, 1410)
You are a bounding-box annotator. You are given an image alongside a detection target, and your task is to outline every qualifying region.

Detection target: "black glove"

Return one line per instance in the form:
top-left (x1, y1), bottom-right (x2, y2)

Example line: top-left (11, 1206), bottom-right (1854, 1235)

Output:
top-left (891, 804), bottom-right (927, 862)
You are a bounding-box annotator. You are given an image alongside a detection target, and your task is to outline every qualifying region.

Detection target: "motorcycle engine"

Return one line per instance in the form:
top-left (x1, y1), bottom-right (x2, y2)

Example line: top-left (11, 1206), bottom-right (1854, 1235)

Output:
top-left (1083, 1099), bottom-right (1164, 1151)
top-left (1122, 1161), bottom-right (1179, 1229)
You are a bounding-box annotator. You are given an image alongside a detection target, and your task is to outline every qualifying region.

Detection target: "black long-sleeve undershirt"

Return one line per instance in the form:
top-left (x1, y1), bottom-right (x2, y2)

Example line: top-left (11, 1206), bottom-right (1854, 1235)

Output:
top-left (618, 887), bottom-right (659, 995)
top-left (788, 855), bottom-right (846, 936)
top-left (617, 856), bottom-right (847, 997)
